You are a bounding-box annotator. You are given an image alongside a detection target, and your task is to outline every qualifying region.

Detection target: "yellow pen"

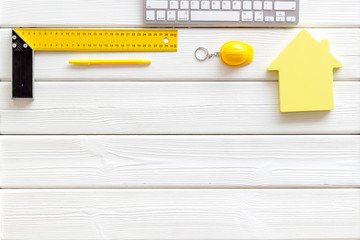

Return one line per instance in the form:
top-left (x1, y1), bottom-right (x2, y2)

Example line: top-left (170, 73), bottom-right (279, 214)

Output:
top-left (69, 59), bottom-right (151, 65)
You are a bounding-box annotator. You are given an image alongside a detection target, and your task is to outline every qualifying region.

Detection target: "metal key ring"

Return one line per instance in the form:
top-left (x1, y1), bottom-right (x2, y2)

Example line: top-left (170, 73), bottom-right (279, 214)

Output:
top-left (195, 47), bottom-right (209, 61)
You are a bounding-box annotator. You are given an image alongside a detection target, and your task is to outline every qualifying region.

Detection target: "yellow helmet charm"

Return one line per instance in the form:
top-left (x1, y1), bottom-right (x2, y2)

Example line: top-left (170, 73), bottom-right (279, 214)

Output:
top-left (220, 41), bottom-right (254, 67)
top-left (195, 41), bottom-right (254, 67)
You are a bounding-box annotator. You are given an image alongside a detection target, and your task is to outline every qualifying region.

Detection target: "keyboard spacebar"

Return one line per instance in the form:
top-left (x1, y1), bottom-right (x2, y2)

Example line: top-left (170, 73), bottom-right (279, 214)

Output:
top-left (191, 11), bottom-right (240, 21)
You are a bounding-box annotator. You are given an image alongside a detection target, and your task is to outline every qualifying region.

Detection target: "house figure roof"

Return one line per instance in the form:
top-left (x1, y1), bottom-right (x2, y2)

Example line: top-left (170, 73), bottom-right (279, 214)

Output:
top-left (268, 30), bottom-right (342, 113)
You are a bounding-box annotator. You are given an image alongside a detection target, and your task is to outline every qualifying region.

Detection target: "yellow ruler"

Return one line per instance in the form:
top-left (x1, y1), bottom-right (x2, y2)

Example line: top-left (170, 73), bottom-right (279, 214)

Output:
top-left (12, 28), bottom-right (178, 98)
top-left (13, 28), bottom-right (178, 52)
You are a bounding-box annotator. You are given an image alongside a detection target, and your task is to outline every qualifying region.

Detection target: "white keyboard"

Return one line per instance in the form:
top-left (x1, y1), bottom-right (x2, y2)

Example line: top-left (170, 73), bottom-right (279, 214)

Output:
top-left (145, 0), bottom-right (299, 26)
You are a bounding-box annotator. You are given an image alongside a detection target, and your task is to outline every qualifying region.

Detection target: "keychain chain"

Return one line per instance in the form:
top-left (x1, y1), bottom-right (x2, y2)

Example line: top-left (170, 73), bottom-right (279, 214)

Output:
top-left (195, 47), bottom-right (220, 61)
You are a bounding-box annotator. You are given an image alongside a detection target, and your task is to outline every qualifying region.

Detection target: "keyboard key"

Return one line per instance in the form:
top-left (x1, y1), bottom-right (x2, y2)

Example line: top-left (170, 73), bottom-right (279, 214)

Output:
top-left (243, 1), bottom-right (252, 10)
top-left (212, 1), bottom-right (221, 9)
top-left (276, 16), bottom-right (285, 22)
top-left (201, 1), bottom-right (210, 9)
top-left (274, 1), bottom-right (296, 10)
top-left (264, 1), bottom-right (273, 10)
top-left (146, 10), bottom-right (156, 20)
top-left (265, 16), bottom-right (274, 22)
top-left (287, 16), bottom-right (296, 22)
top-left (232, 1), bottom-right (241, 10)
top-left (178, 10), bottom-right (189, 20)
top-left (242, 11), bottom-right (253, 21)
top-left (276, 11), bottom-right (285, 17)
top-left (146, 0), bottom-right (168, 9)
top-left (255, 11), bottom-right (264, 21)
top-left (253, 1), bottom-right (262, 10)
top-left (191, 1), bottom-right (200, 9)
top-left (191, 11), bottom-right (240, 21)
top-left (180, 1), bottom-right (189, 9)
top-left (157, 10), bottom-right (166, 20)
top-left (169, 1), bottom-right (179, 9)
top-left (167, 10), bottom-right (176, 20)
top-left (222, 1), bottom-right (231, 10)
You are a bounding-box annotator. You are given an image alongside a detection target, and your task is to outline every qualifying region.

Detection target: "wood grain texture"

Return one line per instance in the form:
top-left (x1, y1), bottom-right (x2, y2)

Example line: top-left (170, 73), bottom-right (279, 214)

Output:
top-left (2, 189), bottom-right (360, 240)
top-left (0, 1), bottom-right (359, 239)
top-left (0, 0), bottom-right (359, 27)
top-left (1, 135), bottom-right (359, 188)
top-left (0, 28), bottom-right (359, 81)
top-left (0, 82), bottom-right (359, 134)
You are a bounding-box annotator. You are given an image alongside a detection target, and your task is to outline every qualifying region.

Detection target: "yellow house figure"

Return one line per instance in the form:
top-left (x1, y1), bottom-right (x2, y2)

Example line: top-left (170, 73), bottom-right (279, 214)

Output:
top-left (268, 30), bottom-right (342, 113)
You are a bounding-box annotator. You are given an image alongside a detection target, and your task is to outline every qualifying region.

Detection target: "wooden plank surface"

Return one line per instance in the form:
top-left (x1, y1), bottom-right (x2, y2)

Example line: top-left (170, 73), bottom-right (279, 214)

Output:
top-left (0, 0), bottom-right (359, 27)
top-left (0, 28), bottom-right (359, 81)
top-left (2, 189), bottom-right (360, 240)
top-left (0, 82), bottom-right (359, 134)
top-left (1, 1), bottom-right (359, 239)
top-left (1, 135), bottom-right (359, 188)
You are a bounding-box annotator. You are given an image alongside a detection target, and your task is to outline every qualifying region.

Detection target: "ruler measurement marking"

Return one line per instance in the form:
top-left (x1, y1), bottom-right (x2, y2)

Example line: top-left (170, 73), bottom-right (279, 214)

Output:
top-left (15, 29), bottom-right (177, 52)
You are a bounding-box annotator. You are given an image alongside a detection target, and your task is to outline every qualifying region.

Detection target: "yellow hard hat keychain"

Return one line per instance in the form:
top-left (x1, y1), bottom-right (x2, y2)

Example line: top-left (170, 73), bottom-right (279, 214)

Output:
top-left (195, 41), bottom-right (254, 67)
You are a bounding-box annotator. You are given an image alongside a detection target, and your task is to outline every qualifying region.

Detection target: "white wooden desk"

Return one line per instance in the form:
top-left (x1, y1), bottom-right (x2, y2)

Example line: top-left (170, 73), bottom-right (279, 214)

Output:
top-left (0, 1), bottom-right (360, 239)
